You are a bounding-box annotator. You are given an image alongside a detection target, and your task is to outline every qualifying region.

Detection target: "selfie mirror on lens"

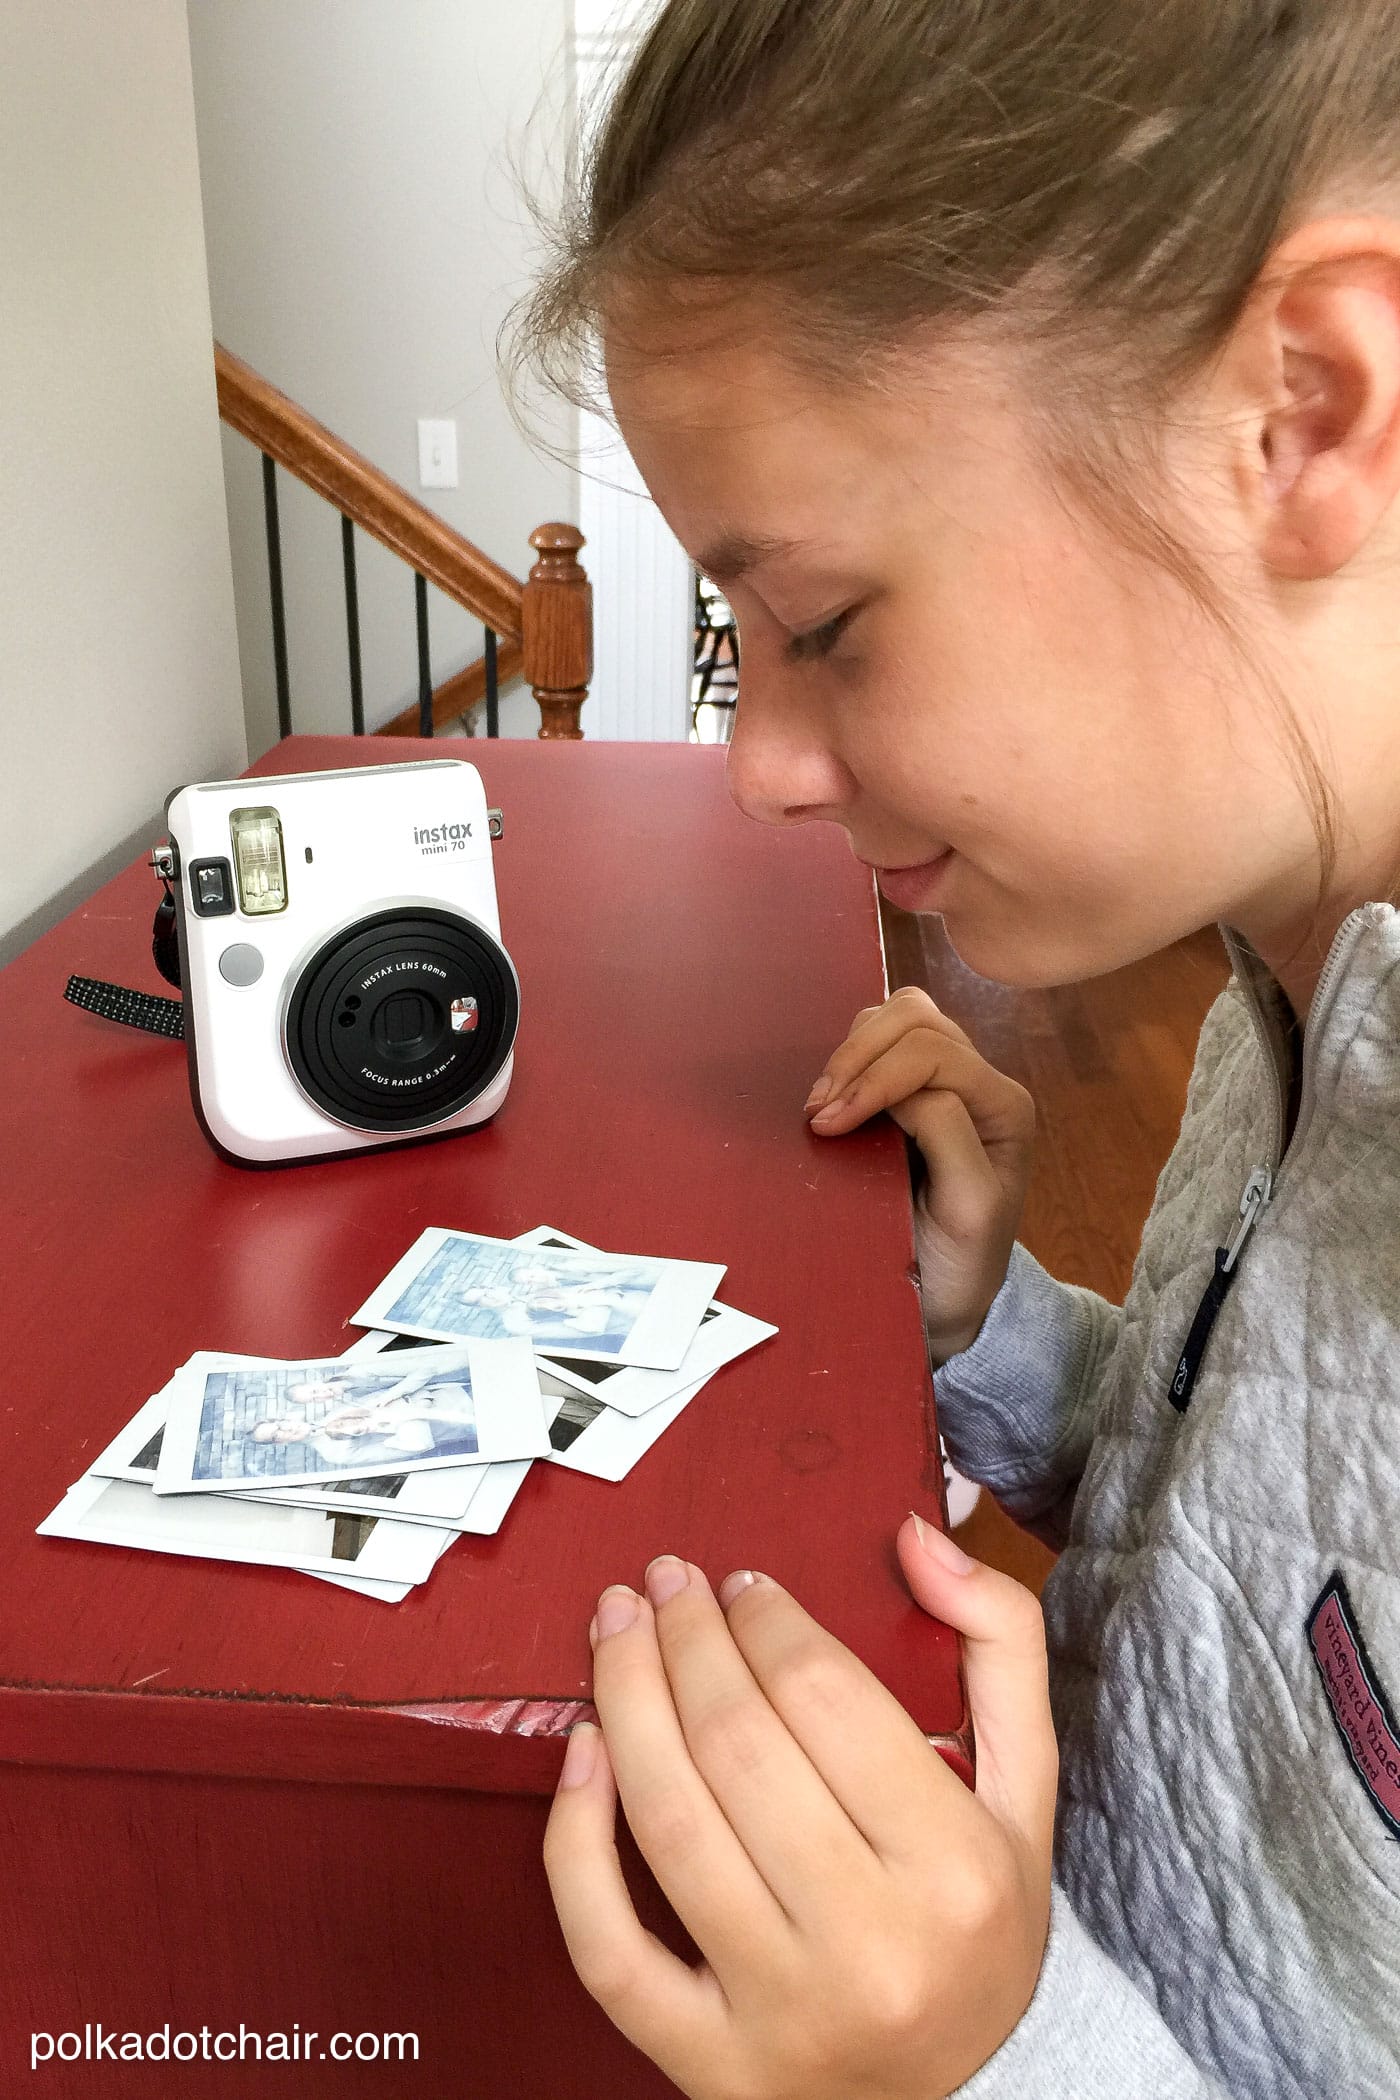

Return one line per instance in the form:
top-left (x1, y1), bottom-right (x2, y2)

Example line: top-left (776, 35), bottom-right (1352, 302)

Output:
top-left (163, 760), bottom-right (519, 1165)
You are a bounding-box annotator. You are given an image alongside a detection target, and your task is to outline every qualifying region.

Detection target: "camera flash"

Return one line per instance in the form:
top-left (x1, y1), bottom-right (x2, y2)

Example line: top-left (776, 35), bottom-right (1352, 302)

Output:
top-left (229, 807), bottom-right (289, 916)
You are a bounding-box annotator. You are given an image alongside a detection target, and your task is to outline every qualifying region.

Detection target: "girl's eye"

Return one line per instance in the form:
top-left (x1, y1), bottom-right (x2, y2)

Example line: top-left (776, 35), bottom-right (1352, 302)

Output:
top-left (785, 608), bottom-right (856, 664)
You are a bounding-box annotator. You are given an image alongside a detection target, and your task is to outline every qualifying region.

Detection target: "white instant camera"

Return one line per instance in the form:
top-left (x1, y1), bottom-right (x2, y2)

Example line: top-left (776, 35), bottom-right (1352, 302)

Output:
top-left (162, 760), bottom-right (519, 1166)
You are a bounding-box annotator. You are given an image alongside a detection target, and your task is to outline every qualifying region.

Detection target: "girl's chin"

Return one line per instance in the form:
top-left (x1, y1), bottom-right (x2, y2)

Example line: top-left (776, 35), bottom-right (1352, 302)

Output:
top-left (877, 859), bottom-right (1180, 987)
top-left (942, 911), bottom-right (1186, 992)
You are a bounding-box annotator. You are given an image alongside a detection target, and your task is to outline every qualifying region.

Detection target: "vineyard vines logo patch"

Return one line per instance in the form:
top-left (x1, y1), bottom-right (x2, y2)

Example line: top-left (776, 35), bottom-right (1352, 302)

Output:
top-left (1306, 1571), bottom-right (1400, 1843)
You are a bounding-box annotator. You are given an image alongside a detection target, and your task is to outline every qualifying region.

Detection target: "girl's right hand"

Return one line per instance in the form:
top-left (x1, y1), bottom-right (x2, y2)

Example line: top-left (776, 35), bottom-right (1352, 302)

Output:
top-left (804, 986), bottom-right (1035, 1364)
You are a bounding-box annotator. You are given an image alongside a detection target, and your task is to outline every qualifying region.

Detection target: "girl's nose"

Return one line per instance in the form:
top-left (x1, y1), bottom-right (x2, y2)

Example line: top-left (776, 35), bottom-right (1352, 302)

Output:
top-left (724, 668), bottom-right (851, 829)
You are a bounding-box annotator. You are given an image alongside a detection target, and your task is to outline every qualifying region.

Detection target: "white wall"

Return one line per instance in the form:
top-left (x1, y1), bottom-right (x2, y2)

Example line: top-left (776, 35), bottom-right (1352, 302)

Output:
top-left (0, 0), bottom-right (247, 961)
top-left (186, 0), bottom-right (579, 754)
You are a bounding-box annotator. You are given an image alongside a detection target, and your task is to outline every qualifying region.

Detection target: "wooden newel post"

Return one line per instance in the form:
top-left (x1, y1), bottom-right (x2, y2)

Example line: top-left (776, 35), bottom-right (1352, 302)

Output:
top-left (522, 523), bottom-right (592, 740)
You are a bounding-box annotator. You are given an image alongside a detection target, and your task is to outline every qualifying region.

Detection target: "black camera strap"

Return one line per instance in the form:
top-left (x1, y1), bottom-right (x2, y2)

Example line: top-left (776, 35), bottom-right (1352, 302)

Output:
top-left (64, 975), bottom-right (184, 1039)
top-left (62, 862), bottom-right (185, 1040)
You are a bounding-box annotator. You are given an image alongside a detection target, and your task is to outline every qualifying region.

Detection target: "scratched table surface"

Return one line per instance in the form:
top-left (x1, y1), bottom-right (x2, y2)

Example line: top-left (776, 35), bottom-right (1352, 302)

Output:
top-left (0, 736), bottom-right (962, 1797)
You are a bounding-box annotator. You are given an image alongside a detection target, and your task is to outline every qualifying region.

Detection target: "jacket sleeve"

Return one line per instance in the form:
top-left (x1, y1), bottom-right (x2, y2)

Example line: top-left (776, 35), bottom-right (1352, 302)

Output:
top-left (925, 978), bottom-right (1248, 1545)
top-left (920, 1230), bottom-right (1121, 1549)
top-left (954, 1888), bottom-right (1229, 2098)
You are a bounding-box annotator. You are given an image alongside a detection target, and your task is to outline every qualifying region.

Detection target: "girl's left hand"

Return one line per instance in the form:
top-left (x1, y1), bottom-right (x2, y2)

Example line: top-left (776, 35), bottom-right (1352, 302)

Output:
top-left (543, 1514), bottom-right (1057, 2100)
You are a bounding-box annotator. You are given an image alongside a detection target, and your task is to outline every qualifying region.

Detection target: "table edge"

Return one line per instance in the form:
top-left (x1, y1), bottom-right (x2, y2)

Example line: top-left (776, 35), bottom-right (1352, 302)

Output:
top-left (0, 1683), bottom-right (972, 1796)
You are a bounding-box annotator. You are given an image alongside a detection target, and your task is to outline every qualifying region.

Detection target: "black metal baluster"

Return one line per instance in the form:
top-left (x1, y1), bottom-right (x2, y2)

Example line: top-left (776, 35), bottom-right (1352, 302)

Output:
top-left (484, 626), bottom-right (499, 738)
top-left (414, 572), bottom-right (433, 737)
top-left (261, 452), bottom-right (292, 739)
top-left (341, 516), bottom-right (364, 736)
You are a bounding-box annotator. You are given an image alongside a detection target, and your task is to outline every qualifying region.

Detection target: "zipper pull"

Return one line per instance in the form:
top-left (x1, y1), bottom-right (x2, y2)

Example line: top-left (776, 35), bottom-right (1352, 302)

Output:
top-left (1168, 1165), bottom-right (1272, 1413)
top-left (1221, 1165), bottom-right (1273, 1274)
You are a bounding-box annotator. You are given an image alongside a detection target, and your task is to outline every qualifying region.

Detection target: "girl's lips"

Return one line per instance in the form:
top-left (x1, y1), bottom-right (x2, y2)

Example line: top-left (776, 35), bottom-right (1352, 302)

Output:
top-left (873, 850), bottom-right (955, 913)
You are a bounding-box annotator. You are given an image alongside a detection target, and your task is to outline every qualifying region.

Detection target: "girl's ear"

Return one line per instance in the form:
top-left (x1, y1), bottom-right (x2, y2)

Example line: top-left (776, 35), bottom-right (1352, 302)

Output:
top-left (1242, 218), bottom-right (1400, 581)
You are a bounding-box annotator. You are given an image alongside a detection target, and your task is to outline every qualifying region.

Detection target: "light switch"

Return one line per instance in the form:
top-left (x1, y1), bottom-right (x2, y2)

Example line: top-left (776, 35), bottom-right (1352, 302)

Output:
top-left (417, 418), bottom-right (459, 489)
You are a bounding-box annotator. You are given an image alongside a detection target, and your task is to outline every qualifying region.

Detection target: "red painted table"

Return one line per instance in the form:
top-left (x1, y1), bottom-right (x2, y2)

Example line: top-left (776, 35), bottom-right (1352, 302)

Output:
top-left (0, 736), bottom-right (963, 2096)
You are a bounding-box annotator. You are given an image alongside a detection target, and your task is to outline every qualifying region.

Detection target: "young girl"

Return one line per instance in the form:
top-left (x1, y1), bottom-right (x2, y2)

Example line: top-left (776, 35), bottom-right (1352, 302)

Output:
top-left (522, 4), bottom-right (1400, 2093)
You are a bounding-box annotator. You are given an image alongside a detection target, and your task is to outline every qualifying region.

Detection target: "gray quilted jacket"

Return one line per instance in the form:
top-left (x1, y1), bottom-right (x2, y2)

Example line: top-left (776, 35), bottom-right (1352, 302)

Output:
top-left (924, 904), bottom-right (1400, 2099)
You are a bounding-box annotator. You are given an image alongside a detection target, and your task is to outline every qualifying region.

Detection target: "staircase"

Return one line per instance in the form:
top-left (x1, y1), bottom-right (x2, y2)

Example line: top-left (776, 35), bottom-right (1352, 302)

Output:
top-left (215, 346), bottom-right (593, 741)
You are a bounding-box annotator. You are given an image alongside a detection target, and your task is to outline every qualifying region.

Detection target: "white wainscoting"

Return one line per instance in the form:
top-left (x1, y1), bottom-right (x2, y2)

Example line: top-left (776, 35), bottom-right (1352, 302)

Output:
top-left (575, 4), bottom-right (694, 740)
top-left (579, 414), bottom-right (693, 740)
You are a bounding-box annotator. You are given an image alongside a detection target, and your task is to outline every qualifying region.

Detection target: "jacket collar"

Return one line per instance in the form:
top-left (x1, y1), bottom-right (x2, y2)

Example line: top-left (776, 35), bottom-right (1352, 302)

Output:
top-left (1218, 905), bottom-right (1399, 1171)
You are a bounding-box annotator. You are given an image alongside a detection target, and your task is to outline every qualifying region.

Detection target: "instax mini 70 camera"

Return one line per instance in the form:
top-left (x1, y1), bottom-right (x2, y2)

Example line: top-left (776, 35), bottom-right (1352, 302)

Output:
top-left (163, 760), bottom-right (519, 1165)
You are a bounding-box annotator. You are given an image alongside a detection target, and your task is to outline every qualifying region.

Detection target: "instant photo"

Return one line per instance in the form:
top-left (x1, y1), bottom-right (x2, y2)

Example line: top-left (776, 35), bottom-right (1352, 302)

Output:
top-left (537, 1371), bottom-right (708, 1484)
top-left (88, 1378), bottom-right (494, 1532)
top-left (47, 1394), bottom-right (434, 1603)
top-left (516, 1226), bottom-right (777, 1414)
top-left (350, 1228), bottom-right (724, 1370)
top-left (239, 1327), bottom-right (537, 1528)
top-left (152, 1339), bottom-right (548, 1495)
top-left (37, 1470), bottom-right (455, 1589)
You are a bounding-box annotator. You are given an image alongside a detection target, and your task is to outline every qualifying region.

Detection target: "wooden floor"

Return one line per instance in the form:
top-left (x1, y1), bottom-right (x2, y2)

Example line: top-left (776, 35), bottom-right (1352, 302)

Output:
top-left (880, 904), bottom-right (1232, 1596)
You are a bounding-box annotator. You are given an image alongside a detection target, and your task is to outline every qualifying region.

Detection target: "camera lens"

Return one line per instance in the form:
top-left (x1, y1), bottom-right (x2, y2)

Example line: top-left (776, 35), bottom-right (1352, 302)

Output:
top-left (284, 907), bottom-right (518, 1132)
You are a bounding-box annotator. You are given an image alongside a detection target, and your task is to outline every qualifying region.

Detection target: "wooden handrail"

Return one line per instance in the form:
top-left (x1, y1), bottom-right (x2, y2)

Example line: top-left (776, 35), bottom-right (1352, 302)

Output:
top-left (215, 344), bottom-right (524, 643)
top-left (215, 344), bottom-right (592, 738)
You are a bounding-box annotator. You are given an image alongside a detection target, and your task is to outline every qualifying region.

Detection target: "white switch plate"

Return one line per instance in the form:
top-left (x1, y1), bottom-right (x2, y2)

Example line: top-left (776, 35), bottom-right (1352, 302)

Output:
top-left (417, 417), bottom-right (458, 489)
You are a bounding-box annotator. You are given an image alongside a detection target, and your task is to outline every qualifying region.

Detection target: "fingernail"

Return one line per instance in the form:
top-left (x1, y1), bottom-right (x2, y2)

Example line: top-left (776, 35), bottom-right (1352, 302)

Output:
top-left (595, 1585), bottom-right (640, 1638)
top-left (804, 1076), bottom-right (833, 1113)
top-left (810, 1093), bottom-right (849, 1128)
top-left (557, 1722), bottom-right (599, 1790)
top-left (910, 1509), bottom-right (975, 1574)
top-left (644, 1555), bottom-right (691, 1607)
top-left (718, 1568), bottom-right (764, 1608)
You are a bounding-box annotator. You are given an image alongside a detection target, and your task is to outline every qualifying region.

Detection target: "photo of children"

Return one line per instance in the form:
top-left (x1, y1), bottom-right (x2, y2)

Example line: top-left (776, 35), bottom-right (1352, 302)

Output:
top-left (152, 1339), bottom-right (551, 1495)
top-left (380, 1237), bottom-right (663, 1358)
top-left (134, 1420), bottom-right (411, 1507)
top-left (183, 1364), bottom-right (416, 1481)
top-left (252, 1367), bottom-right (481, 1473)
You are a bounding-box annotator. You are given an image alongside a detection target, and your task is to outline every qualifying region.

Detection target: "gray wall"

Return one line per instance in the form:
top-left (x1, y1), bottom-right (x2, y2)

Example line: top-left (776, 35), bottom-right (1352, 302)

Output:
top-left (186, 0), bottom-right (579, 756)
top-left (0, 0), bottom-right (247, 961)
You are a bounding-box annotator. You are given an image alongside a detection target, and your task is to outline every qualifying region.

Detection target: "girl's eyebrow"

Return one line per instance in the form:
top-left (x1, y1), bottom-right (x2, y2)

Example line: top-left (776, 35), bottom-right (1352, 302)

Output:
top-left (697, 529), bottom-right (810, 581)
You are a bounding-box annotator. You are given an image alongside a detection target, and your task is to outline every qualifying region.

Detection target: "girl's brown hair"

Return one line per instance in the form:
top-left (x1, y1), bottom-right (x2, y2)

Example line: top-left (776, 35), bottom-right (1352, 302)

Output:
top-left (514, 0), bottom-right (1400, 906)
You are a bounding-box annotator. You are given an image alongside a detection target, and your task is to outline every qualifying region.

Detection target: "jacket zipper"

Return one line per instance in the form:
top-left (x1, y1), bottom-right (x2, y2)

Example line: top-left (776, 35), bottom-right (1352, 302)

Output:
top-left (1166, 909), bottom-right (1373, 1415)
top-left (1167, 1165), bottom-right (1271, 1412)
